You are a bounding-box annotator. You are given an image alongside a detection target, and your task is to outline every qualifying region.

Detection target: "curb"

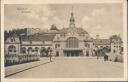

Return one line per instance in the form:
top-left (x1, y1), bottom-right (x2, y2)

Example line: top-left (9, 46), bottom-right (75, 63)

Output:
top-left (5, 61), bottom-right (50, 77)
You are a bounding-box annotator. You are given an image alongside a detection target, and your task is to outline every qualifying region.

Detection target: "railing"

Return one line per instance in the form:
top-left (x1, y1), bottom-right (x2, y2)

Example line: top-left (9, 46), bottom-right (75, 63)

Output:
top-left (5, 54), bottom-right (40, 66)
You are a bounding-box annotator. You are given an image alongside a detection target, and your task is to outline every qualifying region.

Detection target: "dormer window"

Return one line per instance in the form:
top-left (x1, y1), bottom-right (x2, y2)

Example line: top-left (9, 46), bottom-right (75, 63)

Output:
top-left (11, 37), bottom-right (16, 42)
top-left (11, 39), bottom-right (13, 42)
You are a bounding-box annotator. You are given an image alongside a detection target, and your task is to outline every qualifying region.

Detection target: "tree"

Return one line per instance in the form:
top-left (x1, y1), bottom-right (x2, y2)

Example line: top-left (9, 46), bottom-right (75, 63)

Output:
top-left (4, 28), bottom-right (27, 41)
top-left (109, 35), bottom-right (121, 42)
top-left (50, 24), bottom-right (59, 31)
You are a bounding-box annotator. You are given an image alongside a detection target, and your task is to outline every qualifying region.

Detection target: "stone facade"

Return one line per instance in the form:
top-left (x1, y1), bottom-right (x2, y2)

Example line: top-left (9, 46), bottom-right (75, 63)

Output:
top-left (110, 36), bottom-right (123, 54)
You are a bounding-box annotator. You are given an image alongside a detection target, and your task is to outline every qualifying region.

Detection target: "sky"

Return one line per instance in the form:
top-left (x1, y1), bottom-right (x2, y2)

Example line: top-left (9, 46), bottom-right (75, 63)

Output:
top-left (4, 4), bottom-right (123, 39)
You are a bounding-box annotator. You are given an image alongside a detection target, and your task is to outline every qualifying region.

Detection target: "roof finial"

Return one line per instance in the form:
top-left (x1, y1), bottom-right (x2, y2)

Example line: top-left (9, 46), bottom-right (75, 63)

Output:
top-left (72, 6), bottom-right (73, 13)
top-left (69, 6), bottom-right (75, 28)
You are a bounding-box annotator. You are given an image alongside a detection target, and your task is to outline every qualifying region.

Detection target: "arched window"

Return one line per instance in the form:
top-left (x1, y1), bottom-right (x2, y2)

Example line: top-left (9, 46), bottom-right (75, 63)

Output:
top-left (21, 47), bottom-right (26, 54)
top-left (8, 45), bottom-right (16, 53)
top-left (66, 37), bottom-right (79, 48)
top-left (27, 47), bottom-right (32, 54)
top-left (28, 47), bottom-right (32, 50)
top-left (11, 39), bottom-right (13, 42)
top-left (35, 47), bottom-right (39, 52)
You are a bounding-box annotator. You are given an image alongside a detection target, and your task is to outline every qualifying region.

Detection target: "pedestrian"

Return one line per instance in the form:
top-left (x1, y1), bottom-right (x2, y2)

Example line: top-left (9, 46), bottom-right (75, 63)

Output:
top-left (96, 51), bottom-right (99, 60)
top-left (49, 54), bottom-right (52, 62)
top-left (97, 54), bottom-right (99, 60)
top-left (104, 55), bottom-right (106, 61)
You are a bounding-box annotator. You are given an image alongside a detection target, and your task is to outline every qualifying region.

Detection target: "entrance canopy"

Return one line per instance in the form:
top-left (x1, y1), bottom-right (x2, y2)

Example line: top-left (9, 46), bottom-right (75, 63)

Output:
top-left (63, 48), bottom-right (82, 51)
top-left (63, 49), bottom-right (83, 57)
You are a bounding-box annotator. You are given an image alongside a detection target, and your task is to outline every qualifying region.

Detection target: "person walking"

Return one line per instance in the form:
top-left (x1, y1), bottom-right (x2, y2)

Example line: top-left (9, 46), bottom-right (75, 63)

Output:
top-left (96, 50), bottom-right (99, 60)
top-left (97, 54), bottom-right (99, 60)
top-left (49, 53), bottom-right (52, 62)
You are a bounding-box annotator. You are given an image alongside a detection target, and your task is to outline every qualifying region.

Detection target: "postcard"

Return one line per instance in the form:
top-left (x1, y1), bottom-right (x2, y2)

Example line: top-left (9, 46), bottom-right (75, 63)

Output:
top-left (1, 0), bottom-right (127, 82)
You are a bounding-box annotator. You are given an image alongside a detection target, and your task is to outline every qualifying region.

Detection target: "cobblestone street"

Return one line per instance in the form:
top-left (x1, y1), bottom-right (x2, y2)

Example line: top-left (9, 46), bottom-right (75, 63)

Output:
top-left (5, 57), bottom-right (123, 78)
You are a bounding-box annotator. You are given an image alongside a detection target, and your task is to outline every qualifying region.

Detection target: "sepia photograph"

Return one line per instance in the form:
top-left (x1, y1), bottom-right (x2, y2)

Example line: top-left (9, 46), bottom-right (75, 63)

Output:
top-left (1, 0), bottom-right (127, 81)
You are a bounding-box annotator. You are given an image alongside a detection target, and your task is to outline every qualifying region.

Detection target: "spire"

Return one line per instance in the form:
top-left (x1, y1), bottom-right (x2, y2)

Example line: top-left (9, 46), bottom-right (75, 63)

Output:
top-left (69, 7), bottom-right (75, 28)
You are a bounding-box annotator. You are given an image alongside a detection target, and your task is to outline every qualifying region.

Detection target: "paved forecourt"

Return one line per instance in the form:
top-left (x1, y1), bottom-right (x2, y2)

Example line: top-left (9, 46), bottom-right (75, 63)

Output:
top-left (6, 57), bottom-right (123, 78)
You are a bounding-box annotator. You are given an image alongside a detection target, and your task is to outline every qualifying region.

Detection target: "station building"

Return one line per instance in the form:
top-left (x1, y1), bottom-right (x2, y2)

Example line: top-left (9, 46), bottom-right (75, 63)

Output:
top-left (4, 12), bottom-right (123, 58)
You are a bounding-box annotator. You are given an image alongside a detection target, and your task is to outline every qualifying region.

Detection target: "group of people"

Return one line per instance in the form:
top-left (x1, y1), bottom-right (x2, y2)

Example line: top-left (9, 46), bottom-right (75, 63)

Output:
top-left (96, 50), bottom-right (108, 61)
top-left (48, 50), bottom-right (109, 62)
top-left (97, 54), bottom-right (108, 61)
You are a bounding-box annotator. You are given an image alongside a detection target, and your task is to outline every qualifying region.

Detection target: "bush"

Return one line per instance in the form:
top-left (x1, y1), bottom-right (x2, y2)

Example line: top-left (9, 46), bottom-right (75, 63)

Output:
top-left (5, 54), bottom-right (40, 66)
top-left (116, 55), bottom-right (123, 62)
top-left (107, 53), bottom-right (123, 62)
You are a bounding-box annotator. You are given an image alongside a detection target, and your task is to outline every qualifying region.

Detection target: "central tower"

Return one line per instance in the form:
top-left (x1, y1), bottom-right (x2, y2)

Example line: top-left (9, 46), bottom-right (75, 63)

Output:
top-left (69, 8), bottom-right (75, 28)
